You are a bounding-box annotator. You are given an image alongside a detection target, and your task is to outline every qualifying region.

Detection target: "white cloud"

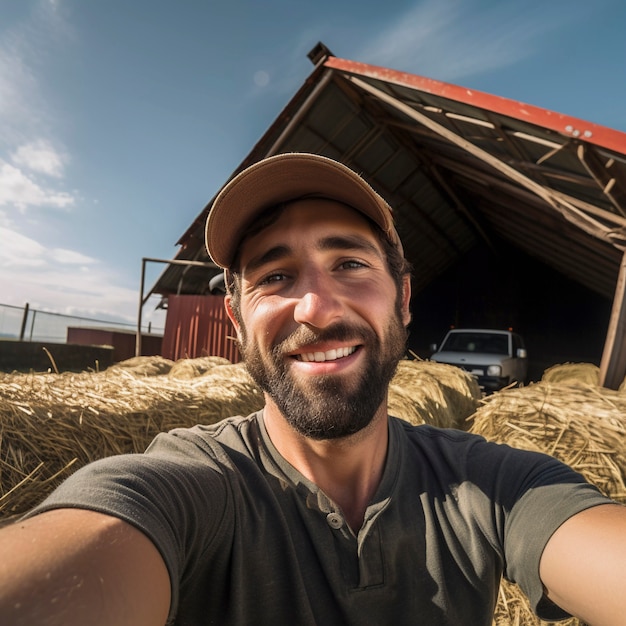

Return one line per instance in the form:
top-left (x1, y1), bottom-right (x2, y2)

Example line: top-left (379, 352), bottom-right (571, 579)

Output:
top-left (0, 1), bottom-right (74, 177)
top-left (49, 248), bottom-right (96, 265)
top-left (0, 264), bottom-right (147, 326)
top-left (12, 140), bottom-right (66, 177)
top-left (0, 224), bottom-right (95, 268)
top-left (0, 2), bottom-right (61, 146)
top-left (0, 225), bottom-right (47, 267)
top-left (0, 43), bottom-right (42, 145)
top-left (0, 222), bottom-right (158, 327)
top-left (0, 160), bottom-right (75, 210)
top-left (355, 0), bottom-right (588, 82)
top-left (0, 5), bottom-right (76, 212)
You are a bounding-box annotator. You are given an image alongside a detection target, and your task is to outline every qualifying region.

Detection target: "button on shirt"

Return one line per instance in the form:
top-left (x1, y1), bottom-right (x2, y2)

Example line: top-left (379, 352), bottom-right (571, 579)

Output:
top-left (326, 512), bottom-right (343, 529)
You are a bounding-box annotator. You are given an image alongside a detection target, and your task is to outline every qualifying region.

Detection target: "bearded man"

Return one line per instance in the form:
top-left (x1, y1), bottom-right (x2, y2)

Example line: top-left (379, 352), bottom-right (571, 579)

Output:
top-left (1, 153), bottom-right (625, 626)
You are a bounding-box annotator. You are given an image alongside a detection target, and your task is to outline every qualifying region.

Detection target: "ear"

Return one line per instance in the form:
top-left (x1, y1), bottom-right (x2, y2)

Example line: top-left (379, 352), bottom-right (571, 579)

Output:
top-left (224, 295), bottom-right (242, 339)
top-left (400, 274), bottom-right (412, 326)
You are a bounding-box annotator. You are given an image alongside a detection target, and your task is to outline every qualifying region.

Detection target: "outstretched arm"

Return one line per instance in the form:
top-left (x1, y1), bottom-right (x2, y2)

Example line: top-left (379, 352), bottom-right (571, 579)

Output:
top-left (540, 503), bottom-right (626, 626)
top-left (0, 508), bottom-right (171, 626)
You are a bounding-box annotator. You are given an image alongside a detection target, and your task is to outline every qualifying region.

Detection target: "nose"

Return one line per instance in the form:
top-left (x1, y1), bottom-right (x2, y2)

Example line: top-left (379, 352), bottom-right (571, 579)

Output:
top-left (293, 273), bottom-right (344, 329)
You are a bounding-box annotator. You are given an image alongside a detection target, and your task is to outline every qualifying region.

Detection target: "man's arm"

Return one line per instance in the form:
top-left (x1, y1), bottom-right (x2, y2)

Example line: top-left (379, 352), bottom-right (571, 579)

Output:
top-left (539, 503), bottom-right (626, 626)
top-left (0, 508), bottom-right (171, 626)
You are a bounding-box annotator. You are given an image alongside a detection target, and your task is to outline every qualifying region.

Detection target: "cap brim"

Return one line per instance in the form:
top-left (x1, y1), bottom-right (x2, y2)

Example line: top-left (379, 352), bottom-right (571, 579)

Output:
top-left (205, 152), bottom-right (400, 269)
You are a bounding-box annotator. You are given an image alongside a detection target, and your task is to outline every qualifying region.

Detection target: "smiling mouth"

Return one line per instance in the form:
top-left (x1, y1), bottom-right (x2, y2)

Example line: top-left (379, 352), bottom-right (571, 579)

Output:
top-left (295, 346), bottom-right (357, 362)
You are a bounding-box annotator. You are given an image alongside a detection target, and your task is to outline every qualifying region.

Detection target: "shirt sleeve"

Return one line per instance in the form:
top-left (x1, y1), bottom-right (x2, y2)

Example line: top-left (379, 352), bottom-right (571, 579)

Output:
top-left (464, 437), bottom-right (615, 620)
top-left (503, 464), bottom-right (613, 619)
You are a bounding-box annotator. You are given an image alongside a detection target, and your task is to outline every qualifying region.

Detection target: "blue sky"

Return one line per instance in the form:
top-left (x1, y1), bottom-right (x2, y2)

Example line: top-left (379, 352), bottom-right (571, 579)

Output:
top-left (1, 0), bottom-right (625, 330)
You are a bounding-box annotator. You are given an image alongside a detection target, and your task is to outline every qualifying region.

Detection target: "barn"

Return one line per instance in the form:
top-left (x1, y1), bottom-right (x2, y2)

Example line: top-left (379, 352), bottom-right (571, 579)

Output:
top-left (146, 43), bottom-right (626, 387)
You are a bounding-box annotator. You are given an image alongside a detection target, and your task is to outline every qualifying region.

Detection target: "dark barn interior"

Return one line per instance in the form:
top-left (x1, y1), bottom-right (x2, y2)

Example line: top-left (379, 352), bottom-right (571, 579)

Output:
top-left (408, 243), bottom-right (612, 382)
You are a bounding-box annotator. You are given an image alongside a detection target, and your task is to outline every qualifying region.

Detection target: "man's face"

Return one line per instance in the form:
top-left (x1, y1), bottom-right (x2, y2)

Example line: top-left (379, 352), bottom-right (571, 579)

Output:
top-left (226, 198), bottom-right (411, 440)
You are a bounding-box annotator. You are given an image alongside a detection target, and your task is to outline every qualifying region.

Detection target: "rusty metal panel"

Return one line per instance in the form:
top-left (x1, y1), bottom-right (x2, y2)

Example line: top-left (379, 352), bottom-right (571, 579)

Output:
top-left (323, 56), bottom-right (626, 155)
top-left (162, 295), bottom-right (240, 363)
top-left (67, 327), bottom-right (162, 362)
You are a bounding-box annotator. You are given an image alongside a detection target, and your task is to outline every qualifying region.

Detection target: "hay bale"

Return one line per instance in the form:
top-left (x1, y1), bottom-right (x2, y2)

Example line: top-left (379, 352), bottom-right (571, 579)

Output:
top-left (199, 363), bottom-right (257, 385)
top-left (169, 356), bottom-right (232, 379)
top-left (110, 355), bottom-right (175, 376)
top-left (0, 364), bottom-right (263, 519)
top-left (469, 382), bottom-right (625, 626)
top-left (542, 362), bottom-right (600, 387)
top-left (389, 359), bottom-right (482, 429)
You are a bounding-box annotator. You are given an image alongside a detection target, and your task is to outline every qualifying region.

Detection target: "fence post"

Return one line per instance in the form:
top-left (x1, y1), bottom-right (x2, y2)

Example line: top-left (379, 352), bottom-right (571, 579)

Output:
top-left (136, 258), bottom-right (146, 357)
top-left (29, 310), bottom-right (37, 341)
top-left (19, 303), bottom-right (30, 340)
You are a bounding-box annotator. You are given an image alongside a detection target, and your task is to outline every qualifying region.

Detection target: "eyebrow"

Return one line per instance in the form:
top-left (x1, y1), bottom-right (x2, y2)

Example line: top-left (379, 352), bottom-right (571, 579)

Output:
top-left (243, 234), bottom-right (382, 275)
top-left (244, 245), bottom-right (292, 275)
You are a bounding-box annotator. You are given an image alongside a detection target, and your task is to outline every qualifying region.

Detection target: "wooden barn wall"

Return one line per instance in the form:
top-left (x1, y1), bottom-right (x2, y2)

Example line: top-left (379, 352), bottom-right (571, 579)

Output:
top-left (162, 295), bottom-right (241, 363)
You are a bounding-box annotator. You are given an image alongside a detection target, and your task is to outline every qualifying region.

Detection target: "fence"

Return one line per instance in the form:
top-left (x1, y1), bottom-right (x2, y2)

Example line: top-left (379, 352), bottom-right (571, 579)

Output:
top-left (0, 303), bottom-right (163, 344)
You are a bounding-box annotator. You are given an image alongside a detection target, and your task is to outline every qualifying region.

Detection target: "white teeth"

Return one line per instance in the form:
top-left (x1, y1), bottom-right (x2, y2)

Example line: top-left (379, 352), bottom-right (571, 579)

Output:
top-left (297, 346), bottom-right (356, 362)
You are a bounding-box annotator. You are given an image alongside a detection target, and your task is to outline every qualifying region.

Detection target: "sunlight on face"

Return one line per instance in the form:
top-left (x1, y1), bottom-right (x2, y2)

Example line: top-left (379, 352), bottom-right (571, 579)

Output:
top-left (234, 199), bottom-right (409, 439)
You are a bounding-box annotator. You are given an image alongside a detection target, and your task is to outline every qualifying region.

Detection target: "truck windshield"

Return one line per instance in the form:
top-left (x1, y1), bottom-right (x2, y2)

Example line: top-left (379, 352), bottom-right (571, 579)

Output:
top-left (441, 332), bottom-right (509, 355)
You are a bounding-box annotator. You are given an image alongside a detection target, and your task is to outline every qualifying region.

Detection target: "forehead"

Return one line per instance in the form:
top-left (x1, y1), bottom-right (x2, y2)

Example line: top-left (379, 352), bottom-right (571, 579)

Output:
top-left (238, 198), bottom-right (381, 261)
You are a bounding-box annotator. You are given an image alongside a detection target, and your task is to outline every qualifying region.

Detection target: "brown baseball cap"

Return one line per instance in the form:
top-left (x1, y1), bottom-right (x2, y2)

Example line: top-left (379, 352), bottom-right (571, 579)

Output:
top-left (205, 152), bottom-right (403, 269)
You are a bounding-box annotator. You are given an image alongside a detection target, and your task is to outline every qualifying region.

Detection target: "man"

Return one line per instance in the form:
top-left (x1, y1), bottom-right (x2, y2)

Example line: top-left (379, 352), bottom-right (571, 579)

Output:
top-left (0, 153), bottom-right (624, 626)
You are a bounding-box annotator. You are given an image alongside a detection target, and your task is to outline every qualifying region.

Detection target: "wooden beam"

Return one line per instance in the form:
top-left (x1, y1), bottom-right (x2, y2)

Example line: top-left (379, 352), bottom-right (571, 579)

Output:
top-left (577, 144), bottom-right (626, 217)
top-left (600, 249), bottom-right (626, 389)
top-left (342, 73), bottom-right (626, 251)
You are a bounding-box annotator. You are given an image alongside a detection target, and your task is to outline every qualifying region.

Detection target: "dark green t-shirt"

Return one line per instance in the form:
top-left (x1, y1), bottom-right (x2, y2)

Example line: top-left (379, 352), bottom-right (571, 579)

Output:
top-left (30, 413), bottom-right (611, 625)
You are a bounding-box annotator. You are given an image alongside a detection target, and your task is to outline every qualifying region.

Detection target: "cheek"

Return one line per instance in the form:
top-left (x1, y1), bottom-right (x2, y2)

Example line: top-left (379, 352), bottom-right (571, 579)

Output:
top-left (241, 297), bottom-right (293, 346)
top-left (354, 282), bottom-right (398, 319)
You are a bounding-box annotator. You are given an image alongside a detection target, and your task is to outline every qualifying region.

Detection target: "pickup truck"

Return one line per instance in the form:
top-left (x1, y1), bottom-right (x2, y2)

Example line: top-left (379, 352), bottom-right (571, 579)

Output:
top-left (430, 328), bottom-right (528, 392)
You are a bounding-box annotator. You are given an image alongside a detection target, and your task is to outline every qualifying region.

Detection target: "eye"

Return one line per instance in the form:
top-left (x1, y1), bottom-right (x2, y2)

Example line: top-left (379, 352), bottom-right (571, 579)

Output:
top-left (338, 259), bottom-right (368, 270)
top-left (258, 271), bottom-right (288, 286)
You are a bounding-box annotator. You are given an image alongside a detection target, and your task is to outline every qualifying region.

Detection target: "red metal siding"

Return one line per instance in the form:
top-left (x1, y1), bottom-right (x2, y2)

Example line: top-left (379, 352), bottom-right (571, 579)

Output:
top-left (162, 295), bottom-right (241, 362)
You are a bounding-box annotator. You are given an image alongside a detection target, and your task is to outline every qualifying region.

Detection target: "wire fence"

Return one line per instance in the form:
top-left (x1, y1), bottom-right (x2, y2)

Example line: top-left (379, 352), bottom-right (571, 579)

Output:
top-left (0, 303), bottom-right (164, 344)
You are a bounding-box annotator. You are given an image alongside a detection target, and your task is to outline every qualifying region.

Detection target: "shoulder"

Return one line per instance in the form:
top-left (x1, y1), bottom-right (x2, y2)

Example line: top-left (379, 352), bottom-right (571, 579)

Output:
top-left (146, 412), bottom-right (264, 462)
top-left (391, 418), bottom-right (494, 459)
top-left (391, 417), bottom-right (596, 495)
top-left (394, 416), bottom-right (562, 463)
top-left (27, 413), bottom-right (266, 524)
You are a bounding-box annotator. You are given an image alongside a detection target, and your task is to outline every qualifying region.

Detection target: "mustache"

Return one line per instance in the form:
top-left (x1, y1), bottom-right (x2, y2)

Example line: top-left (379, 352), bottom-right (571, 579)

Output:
top-left (273, 323), bottom-right (373, 356)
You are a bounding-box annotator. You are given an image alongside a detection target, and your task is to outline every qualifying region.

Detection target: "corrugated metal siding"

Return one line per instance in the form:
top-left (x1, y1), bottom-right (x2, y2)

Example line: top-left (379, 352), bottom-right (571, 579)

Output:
top-left (162, 295), bottom-right (241, 362)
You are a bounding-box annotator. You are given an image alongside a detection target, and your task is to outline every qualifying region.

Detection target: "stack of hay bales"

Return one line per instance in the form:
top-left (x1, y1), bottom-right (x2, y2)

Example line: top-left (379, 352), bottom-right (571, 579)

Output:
top-left (0, 356), bottom-right (482, 521)
top-left (469, 381), bottom-right (626, 626)
top-left (389, 359), bottom-right (482, 429)
top-left (0, 358), bottom-right (263, 520)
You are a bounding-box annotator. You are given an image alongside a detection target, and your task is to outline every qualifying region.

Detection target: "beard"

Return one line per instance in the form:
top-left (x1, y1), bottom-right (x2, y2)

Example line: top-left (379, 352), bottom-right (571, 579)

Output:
top-left (239, 309), bottom-right (408, 440)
